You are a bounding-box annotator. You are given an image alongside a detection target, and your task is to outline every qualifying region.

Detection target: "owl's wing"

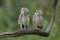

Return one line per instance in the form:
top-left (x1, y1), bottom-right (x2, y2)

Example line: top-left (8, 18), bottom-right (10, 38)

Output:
top-left (39, 16), bottom-right (44, 26)
top-left (26, 15), bottom-right (30, 25)
top-left (18, 15), bottom-right (22, 24)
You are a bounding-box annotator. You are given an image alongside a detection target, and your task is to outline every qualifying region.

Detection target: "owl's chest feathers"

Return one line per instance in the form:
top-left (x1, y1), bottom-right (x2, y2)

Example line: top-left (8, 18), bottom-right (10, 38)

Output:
top-left (22, 16), bottom-right (27, 21)
top-left (35, 16), bottom-right (43, 24)
top-left (35, 16), bottom-right (41, 21)
top-left (21, 15), bottom-right (29, 24)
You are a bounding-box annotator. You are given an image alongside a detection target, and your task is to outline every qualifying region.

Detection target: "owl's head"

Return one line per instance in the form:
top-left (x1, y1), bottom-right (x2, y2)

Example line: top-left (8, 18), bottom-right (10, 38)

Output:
top-left (20, 7), bottom-right (29, 15)
top-left (35, 10), bottom-right (43, 16)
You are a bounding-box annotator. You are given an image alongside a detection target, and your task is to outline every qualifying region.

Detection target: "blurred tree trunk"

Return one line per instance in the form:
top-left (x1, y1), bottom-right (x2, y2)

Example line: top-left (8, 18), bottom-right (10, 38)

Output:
top-left (5, 0), bottom-right (12, 13)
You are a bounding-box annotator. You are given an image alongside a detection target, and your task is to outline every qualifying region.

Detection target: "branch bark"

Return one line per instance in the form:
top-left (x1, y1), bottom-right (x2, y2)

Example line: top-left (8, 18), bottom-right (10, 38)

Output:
top-left (0, 29), bottom-right (49, 38)
top-left (46, 0), bottom-right (58, 33)
top-left (0, 0), bottom-right (58, 38)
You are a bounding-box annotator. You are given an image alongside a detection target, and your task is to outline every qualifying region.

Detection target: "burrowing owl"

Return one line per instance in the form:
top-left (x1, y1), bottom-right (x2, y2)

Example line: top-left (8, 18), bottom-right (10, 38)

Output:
top-left (18, 7), bottom-right (30, 30)
top-left (32, 10), bottom-right (44, 30)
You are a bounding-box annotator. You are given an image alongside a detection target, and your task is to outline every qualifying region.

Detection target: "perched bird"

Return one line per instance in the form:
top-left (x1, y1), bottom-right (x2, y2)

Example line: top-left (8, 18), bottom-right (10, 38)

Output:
top-left (18, 7), bottom-right (30, 30)
top-left (32, 10), bottom-right (44, 30)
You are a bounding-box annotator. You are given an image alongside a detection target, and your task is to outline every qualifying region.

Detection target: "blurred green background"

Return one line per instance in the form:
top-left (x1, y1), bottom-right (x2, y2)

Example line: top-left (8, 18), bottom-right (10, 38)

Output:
top-left (0, 0), bottom-right (60, 40)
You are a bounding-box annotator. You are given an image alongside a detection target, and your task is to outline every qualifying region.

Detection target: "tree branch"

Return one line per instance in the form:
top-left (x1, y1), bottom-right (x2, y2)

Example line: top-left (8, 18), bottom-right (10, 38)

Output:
top-left (46, 0), bottom-right (58, 33)
top-left (0, 29), bottom-right (49, 38)
top-left (0, 0), bottom-right (58, 38)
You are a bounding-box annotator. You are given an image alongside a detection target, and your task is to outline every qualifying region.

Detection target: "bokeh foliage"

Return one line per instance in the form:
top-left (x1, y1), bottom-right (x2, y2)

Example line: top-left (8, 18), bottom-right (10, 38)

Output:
top-left (0, 0), bottom-right (60, 40)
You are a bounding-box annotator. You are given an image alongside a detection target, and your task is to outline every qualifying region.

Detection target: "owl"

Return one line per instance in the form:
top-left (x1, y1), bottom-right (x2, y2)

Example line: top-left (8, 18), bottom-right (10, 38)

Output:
top-left (18, 7), bottom-right (30, 30)
top-left (32, 10), bottom-right (44, 30)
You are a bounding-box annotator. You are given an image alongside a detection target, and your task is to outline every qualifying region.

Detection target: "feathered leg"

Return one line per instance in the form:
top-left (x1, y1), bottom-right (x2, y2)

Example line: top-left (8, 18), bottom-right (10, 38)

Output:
top-left (20, 25), bottom-right (23, 30)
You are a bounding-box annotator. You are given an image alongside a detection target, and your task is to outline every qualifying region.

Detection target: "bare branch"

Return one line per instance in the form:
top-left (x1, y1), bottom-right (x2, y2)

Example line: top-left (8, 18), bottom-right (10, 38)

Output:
top-left (46, 0), bottom-right (58, 33)
top-left (0, 29), bottom-right (49, 38)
